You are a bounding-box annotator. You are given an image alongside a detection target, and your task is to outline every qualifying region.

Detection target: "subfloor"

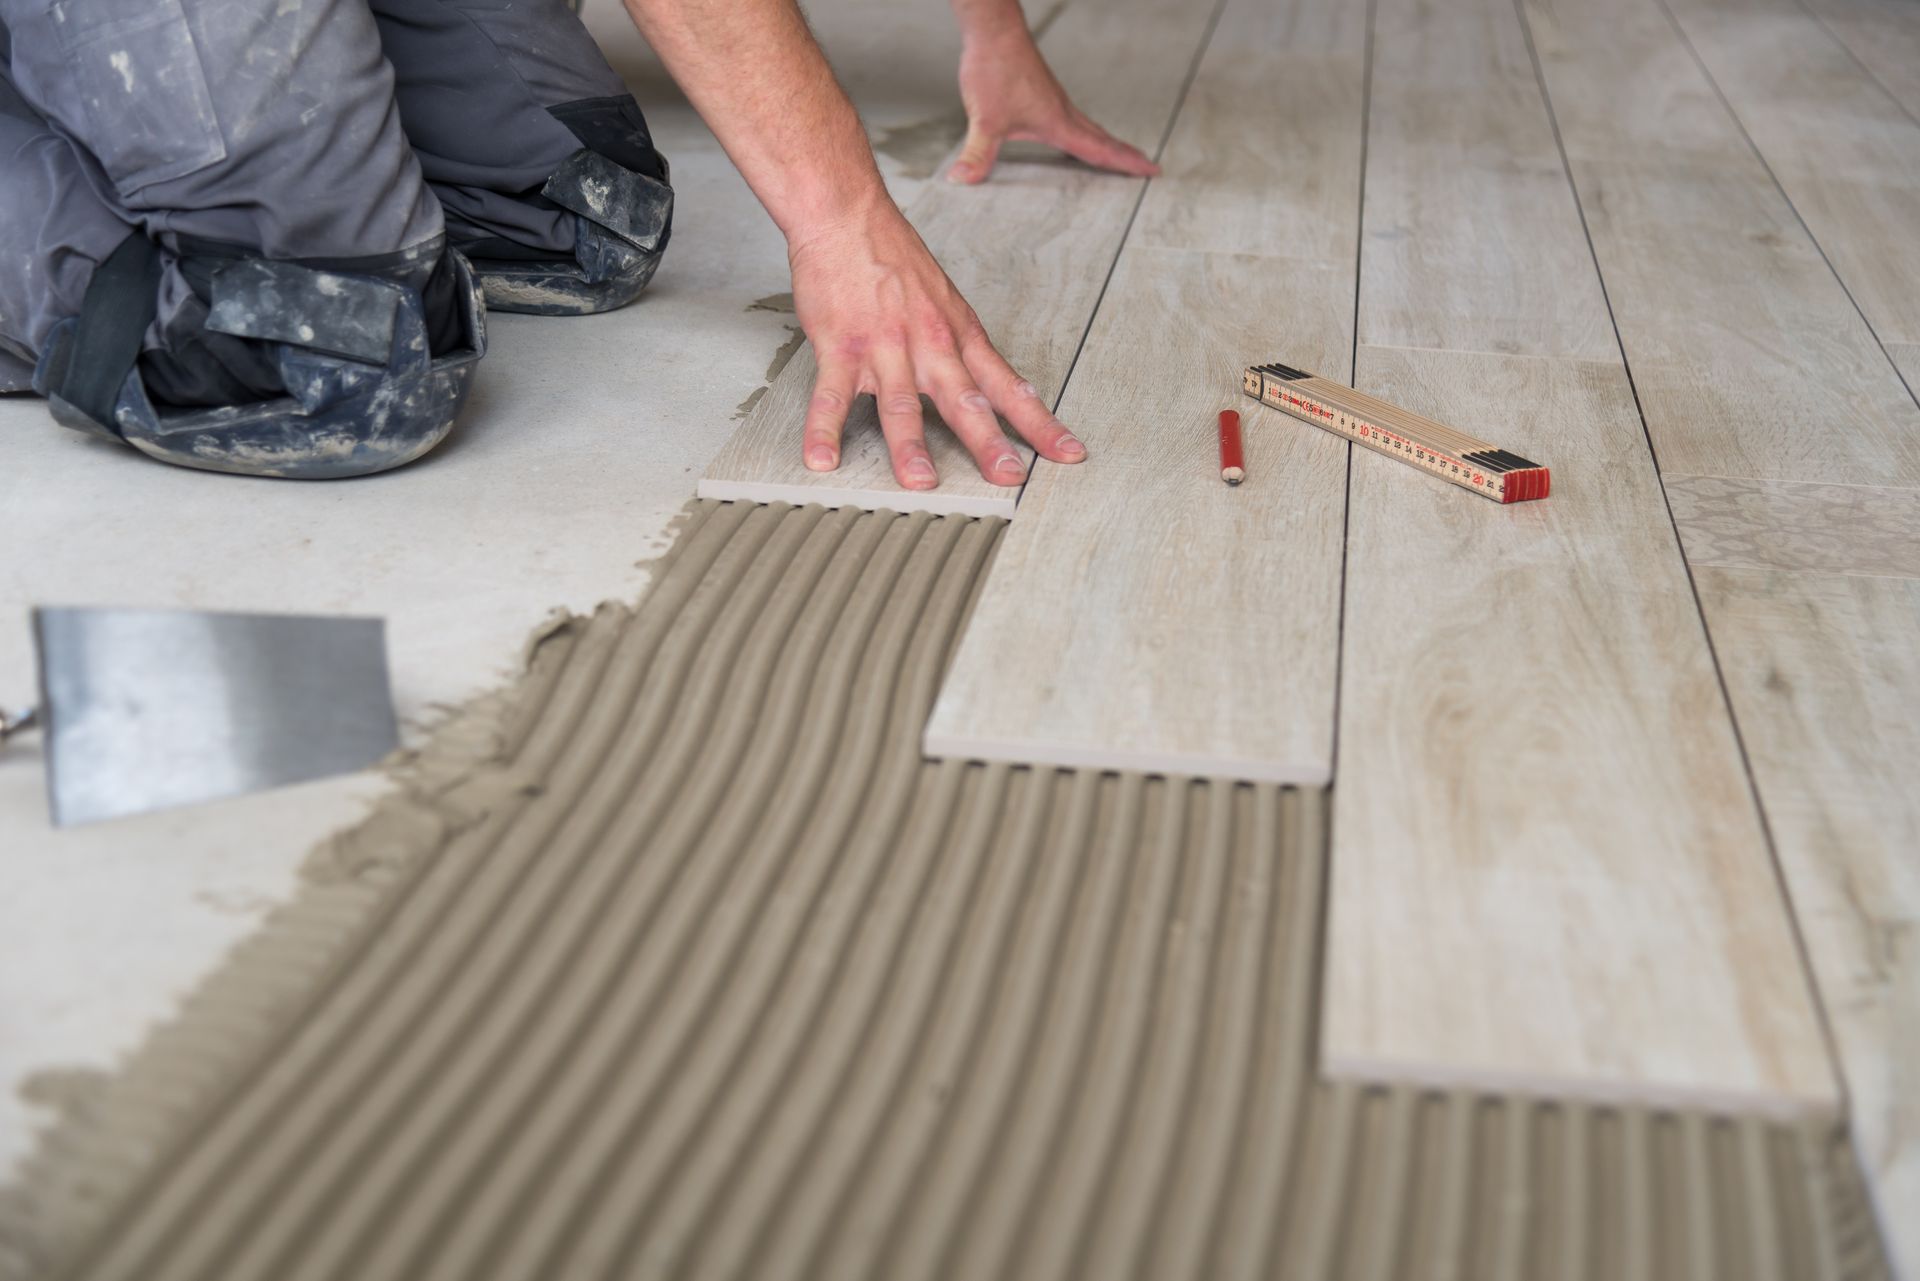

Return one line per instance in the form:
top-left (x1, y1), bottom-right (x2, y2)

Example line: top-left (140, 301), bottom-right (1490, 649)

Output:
top-left (0, 0), bottom-right (954, 1178)
top-left (0, 504), bottom-right (1887, 1280)
top-left (2, 0), bottom-right (1916, 1275)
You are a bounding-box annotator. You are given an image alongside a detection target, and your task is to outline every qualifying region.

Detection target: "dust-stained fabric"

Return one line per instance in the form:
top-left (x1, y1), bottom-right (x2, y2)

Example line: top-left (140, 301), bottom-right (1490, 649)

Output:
top-left (0, 0), bottom-right (671, 474)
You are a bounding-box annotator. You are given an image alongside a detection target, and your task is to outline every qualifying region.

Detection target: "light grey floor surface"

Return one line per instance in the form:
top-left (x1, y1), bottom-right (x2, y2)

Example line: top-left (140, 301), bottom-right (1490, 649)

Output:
top-left (0, 0), bottom-right (966, 1182)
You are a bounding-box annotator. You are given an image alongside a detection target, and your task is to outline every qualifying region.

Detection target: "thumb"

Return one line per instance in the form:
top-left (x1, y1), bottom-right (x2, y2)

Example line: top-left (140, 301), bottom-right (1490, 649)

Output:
top-left (947, 122), bottom-right (1004, 185)
top-left (1056, 120), bottom-right (1160, 177)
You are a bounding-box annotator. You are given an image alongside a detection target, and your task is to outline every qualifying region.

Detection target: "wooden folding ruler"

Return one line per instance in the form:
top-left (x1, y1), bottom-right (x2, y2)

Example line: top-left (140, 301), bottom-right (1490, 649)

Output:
top-left (1242, 362), bottom-right (1550, 503)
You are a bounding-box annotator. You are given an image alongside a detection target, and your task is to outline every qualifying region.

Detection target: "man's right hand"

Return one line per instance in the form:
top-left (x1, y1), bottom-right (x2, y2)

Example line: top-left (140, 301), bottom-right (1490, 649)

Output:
top-left (786, 194), bottom-right (1086, 491)
top-left (623, 0), bottom-right (1086, 489)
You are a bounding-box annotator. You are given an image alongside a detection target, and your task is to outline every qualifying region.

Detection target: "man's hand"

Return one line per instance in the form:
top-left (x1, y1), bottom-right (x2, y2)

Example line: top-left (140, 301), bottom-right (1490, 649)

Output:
top-left (623, 0), bottom-right (1088, 490)
top-left (788, 194), bottom-right (1085, 489)
top-left (947, 1), bottom-right (1160, 185)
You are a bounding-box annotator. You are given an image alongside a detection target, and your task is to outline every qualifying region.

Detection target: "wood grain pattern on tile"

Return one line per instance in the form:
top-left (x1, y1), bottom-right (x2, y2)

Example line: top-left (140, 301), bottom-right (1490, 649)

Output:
top-left (698, 0), bottom-right (1218, 516)
top-left (1665, 0), bottom-right (1920, 350)
top-left (1325, 0), bottom-right (1835, 1118)
top-left (1325, 346), bottom-right (1836, 1116)
top-left (1665, 474), bottom-right (1920, 578)
top-left (925, 248), bottom-right (1352, 782)
top-left (1527, 0), bottom-right (1915, 1250)
top-left (1359, 0), bottom-right (1615, 361)
top-left (1129, 0), bottom-right (1366, 260)
top-left (1693, 566), bottom-right (1920, 1267)
top-left (1523, 0), bottom-right (1920, 487)
top-left (1802, 0), bottom-right (1920, 136)
top-left (1891, 343), bottom-right (1920, 396)
top-left (926, 0), bottom-right (1364, 782)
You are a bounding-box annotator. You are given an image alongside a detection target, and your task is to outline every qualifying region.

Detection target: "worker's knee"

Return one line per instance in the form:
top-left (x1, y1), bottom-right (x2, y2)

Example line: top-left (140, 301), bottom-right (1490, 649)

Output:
top-left (474, 140), bottom-right (674, 317)
top-left (373, 0), bottom-right (675, 315)
top-left (37, 243), bottom-right (487, 480)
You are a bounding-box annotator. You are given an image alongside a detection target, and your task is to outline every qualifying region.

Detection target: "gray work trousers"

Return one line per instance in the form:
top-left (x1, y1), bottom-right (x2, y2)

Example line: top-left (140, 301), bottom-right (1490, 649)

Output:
top-left (0, 0), bottom-right (673, 477)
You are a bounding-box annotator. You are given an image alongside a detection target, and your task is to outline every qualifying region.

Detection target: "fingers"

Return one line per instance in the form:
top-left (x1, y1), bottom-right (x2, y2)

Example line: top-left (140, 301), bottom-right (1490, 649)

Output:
top-left (1054, 117), bottom-right (1160, 178)
top-left (961, 338), bottom-right (1087, 465)
top-left (870, 347), bottom-right (938, 490)
top-left (802, 356), bottom-right (858, 471)
top-left (947, 121), bottom-right (1004, 185)
top-left (924, 353), bottom-right (1029, 487)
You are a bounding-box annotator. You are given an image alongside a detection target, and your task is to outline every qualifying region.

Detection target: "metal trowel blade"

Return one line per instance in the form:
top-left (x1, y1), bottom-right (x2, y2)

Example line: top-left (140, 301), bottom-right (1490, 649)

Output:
top-left (32, 606), bottom-right (399, 827)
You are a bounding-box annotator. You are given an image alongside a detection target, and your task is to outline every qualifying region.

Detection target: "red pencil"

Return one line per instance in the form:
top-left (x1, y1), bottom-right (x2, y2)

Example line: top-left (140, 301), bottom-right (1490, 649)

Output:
top-left (1218, 409), bottom-right (1245, 485)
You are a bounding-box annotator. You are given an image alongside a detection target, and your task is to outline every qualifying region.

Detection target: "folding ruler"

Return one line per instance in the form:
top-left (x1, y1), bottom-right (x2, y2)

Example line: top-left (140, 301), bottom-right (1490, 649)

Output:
top-left (1242, 362), bottom-right (1550, 503)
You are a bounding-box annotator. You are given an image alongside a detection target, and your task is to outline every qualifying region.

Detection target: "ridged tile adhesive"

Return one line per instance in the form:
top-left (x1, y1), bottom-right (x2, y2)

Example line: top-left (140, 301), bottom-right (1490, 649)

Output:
top-left (0, 501), bottom-right (1890, 1281)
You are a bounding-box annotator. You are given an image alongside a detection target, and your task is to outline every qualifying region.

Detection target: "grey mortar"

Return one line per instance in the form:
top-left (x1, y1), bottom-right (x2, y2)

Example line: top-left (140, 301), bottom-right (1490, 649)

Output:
top-left (0, 501), bottom-right (1890, 1281)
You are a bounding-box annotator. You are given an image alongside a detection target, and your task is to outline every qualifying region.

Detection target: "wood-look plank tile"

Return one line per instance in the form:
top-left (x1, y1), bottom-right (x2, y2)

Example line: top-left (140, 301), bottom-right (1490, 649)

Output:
top-left (1665, 474), bottom-right (1920, 579)
top-left (698, 340), bottom-right (1024, 519)
top-left (1522, 0), bottom-right (1920, 487)
top-left (1522, 0), bottom-right (1741, 165)
top-left (1360, 0), bottom-right (1614, 361)
top-left (1691, 566), bottom-right (1920, 1265)
top-left (1526, 0), bottom-right (1913, 1246)
top-left (924, 247), bottom-right (1351, 782)
top-left (1327, 0), bottom-right (1834, 1118)
top-left (697, 0), bottom-right (1217, 516)
top-left (1891, 342), bottom-right (1920, 395)
top-left (1130, 0), bottom-right (1365, 260)
top-left (1665, 0), bottom-right (1920, 348)
top-left (1804, 0), bottom-right (1920, 123)
top-left (927, 0), bottom-right (1364, 782)
top-left (1324, 345), bottom-right (1836, 1116)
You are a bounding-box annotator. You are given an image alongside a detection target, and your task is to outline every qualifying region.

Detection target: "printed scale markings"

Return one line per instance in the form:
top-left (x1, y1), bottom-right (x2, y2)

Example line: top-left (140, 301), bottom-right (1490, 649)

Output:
top-left (1243, 362), bottom-right (1551, 503)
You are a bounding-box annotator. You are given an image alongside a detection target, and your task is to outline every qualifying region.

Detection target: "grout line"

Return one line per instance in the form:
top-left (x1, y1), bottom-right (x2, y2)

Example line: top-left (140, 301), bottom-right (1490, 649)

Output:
top-left (1314, 0), bottom-right (1377, 1070)
top-left (1014, 0), bottom-right (1232, 506)
top-left (1514, 0), bottom-right (1852, 1126)
top-left (1652, 0), bottom-right (1920, 414)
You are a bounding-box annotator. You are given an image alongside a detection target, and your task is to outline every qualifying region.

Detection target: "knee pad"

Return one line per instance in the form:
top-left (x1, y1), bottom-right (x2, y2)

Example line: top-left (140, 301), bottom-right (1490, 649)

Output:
top-left (470, 149), bottom-right (674, 317)
top-left (38, 246), bottom-right (487, 479)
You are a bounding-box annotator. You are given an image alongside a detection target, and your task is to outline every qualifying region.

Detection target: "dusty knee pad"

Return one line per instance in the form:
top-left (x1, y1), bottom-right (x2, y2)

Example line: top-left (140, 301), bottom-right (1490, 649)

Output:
top-left (470, 147), bottom-right (673, 316)
top-left (37, 246), bottom-right (487, 479)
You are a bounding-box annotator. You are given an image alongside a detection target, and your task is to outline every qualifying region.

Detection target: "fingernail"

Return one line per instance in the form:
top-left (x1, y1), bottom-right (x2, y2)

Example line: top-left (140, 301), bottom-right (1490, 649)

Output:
top-left (1057, 433), bottom-right (1086, 459)
top-left (947, 165), bottom-right (974, 183)
top-left (807, 446), bottom-right (837, 470)
top-left (907, 456), bottom-right (936, 483)
top-left (995, 453), bottom-right (1025, 475)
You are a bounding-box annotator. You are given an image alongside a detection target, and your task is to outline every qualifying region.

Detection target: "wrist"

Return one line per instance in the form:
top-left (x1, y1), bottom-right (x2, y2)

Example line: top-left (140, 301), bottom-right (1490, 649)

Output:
top-left (782, 181), bottom-right (903, 263)
top-left (768, 153), bottom-right (895, 247)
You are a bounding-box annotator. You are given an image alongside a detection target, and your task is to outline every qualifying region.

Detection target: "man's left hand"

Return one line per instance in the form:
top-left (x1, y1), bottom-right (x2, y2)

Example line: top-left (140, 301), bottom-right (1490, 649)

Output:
top-left (948, 30), bottom-right (1160, 185)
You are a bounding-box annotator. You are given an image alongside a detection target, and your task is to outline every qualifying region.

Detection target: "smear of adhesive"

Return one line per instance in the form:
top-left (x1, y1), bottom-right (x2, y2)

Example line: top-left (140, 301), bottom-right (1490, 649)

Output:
top-left (733, 324), bottom-right (806, 421)
top-left (872, 111), bottom-right (967, 182)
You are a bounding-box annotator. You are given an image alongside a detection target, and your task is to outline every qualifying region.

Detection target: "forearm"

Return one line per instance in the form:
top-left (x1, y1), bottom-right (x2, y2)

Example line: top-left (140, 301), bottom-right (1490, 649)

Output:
top-left (621, 0), bottom-right (890, 244)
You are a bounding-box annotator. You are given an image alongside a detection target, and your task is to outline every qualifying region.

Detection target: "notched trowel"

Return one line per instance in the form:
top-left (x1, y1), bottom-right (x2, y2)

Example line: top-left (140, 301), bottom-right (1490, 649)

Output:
top-left (1, 606), bottom-right (399, 827)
